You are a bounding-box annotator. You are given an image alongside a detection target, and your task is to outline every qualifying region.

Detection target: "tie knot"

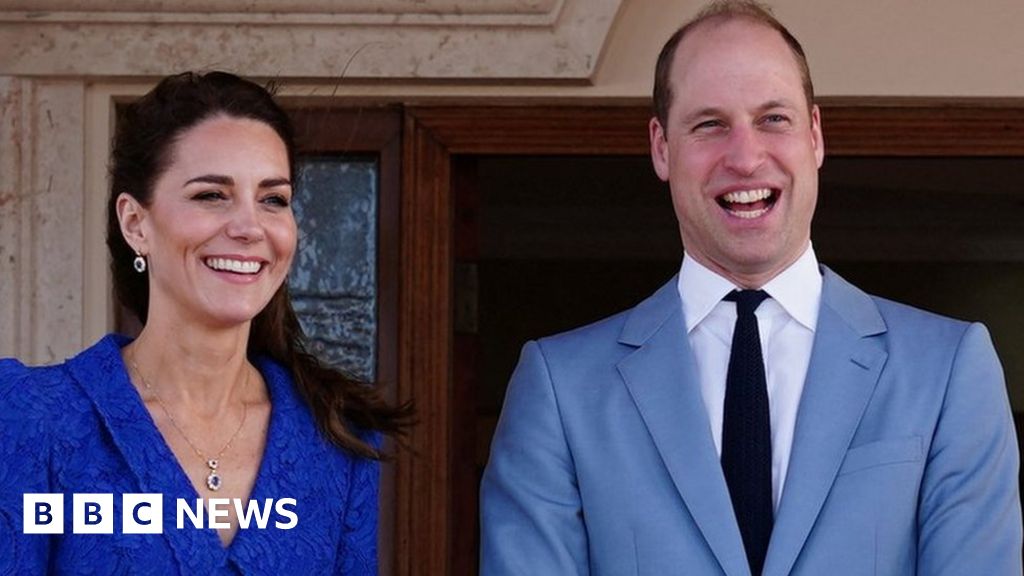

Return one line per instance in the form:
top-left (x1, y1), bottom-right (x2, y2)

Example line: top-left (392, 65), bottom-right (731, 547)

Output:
top-left (724, 289), bottom-right (769, 315)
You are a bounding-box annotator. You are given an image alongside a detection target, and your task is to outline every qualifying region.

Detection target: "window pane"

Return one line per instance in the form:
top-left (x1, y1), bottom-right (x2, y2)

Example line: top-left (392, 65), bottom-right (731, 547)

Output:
top-left (289, 156), bottom-right (378, 382)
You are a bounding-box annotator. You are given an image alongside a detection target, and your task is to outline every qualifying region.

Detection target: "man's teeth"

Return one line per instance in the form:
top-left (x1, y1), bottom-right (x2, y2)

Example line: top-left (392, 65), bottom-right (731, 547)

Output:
top-left (733, 207), bottom-right (769, 219)
top-left (722, 188), bottom-right (772, 204)
top-left (205, 258), bottom-right (262, 274)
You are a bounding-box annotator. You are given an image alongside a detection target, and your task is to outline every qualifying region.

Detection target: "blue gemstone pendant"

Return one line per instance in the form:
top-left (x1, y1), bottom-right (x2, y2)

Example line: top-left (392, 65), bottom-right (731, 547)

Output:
top-left (206, 459), bottom-right (222, 491)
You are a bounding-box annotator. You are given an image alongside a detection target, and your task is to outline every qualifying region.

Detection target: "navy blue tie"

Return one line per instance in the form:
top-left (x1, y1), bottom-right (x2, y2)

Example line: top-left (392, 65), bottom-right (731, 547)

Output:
top-left (722, 289), bottom-right (773, 576)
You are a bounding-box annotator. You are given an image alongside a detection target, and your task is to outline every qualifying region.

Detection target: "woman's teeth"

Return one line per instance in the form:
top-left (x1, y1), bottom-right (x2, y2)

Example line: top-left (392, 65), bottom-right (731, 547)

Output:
top-left (205, 258), bottom-right (262, 274)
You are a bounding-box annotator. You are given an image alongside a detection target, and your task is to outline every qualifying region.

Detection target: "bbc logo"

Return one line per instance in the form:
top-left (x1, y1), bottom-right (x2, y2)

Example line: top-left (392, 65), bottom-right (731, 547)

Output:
top-left (24, 493), bottom-right (163, 534)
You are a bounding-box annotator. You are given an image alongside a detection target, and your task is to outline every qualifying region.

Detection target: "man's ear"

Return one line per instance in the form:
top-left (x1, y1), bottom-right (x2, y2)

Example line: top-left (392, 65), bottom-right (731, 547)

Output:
top-left (116, 193), bottom-right (149, 254)
top-left (649, 116), bottom-right (671, 182)
top-left (810, 104), bottom-right (825, 168)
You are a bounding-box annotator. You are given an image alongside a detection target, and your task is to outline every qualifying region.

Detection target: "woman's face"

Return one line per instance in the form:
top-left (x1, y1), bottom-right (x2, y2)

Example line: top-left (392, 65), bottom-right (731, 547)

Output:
top-left (134, 115), bottom-right (297, 330)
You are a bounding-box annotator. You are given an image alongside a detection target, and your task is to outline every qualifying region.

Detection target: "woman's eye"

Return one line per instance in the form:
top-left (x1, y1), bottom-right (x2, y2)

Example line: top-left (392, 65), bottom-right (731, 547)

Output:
top-left (193, 190), bottom-right (226, 201)
top-left (263, 195), bottom-right (291, 208)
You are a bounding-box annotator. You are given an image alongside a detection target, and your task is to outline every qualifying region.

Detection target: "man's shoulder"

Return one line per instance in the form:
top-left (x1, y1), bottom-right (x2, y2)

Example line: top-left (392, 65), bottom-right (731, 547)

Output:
top-left (822, 267), bottom-right (974, 340)
top-left (870, 293), bottom-right (971, 330)
top-left (535, 276), bottom-right (680, 354)
top-left (535, 307), bottom-right (634, 357)
top-left (530, 314), bottom-right (678, 381)
top-left (868, 294), bottom-right (988, 367)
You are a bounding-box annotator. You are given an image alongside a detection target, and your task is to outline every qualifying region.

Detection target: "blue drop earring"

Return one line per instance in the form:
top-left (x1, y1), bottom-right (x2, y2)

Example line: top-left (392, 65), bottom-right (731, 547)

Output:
top-left (133, 253), bottom-right (147, 273)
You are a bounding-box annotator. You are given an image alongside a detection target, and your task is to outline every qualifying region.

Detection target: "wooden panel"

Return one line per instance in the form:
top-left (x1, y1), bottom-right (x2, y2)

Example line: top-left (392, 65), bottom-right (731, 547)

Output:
top-left (820, 105), bottom-right (1024, 156)
top-left (290, 106), bottom-right (402, 153)
top-left (397, 111), bottom-right (453, 576)
top-left (405, 106), bottom-right (653, 155)
top-left (405, 104), bottom-right (1024, 157)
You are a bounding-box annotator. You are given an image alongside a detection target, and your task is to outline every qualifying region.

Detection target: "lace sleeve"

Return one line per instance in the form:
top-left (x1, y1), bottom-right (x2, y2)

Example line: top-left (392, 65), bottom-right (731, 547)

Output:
top-left (334, 437), bottom-right (381, 576)
top-left (0, 360), bottom-right (58, 573)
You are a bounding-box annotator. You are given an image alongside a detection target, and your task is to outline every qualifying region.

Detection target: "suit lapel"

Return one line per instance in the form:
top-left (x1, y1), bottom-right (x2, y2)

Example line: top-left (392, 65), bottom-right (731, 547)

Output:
top-left (763, 268), bottom-right (888, 576)
top-left (618, 279), bottom-right (751, 576)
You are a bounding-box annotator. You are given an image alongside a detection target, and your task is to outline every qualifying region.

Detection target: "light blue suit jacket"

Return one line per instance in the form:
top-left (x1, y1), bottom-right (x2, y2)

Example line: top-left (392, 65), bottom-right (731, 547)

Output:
top-left (481, 268), bottom-right (1022, 575)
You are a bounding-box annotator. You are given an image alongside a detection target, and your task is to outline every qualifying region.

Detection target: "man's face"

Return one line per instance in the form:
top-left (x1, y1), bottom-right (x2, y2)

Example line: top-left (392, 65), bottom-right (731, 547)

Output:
top-left (649, 18), bottom-right (824, 288)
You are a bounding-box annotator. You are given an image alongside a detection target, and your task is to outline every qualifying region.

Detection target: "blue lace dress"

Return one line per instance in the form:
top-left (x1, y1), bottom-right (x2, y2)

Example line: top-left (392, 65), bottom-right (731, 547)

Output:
top-left (0, 335), bottom-right (378, 575)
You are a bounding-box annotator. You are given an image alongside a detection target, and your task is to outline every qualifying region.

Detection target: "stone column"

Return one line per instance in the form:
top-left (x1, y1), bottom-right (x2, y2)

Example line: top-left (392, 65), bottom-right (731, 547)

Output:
top-left (0, 77), bottom-right (85, 364)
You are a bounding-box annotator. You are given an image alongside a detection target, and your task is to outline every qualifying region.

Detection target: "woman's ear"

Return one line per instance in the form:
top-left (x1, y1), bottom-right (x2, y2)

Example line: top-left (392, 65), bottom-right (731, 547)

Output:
top-left (116, 193), bottom-right (149, 254)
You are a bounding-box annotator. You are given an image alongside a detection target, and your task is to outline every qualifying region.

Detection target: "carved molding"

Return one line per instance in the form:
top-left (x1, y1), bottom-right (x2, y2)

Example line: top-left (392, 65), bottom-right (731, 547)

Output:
top-left (0, 0), bottom-right (622, 80)
top-left (0, 0), bottom-right (561, 24)
top-left (0, 77), bottom-right (22, 358)
top-left (0, 0), bottom-right (558, 11)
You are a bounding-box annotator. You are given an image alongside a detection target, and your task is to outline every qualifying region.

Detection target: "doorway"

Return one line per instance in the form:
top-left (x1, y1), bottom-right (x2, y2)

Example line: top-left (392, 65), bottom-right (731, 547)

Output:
top-left (398, 104), bottom-right (1024, 575)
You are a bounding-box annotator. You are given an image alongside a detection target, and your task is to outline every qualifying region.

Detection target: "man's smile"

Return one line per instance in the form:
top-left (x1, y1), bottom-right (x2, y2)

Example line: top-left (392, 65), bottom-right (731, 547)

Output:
top-left (716, 187), bottom-right (779, 219)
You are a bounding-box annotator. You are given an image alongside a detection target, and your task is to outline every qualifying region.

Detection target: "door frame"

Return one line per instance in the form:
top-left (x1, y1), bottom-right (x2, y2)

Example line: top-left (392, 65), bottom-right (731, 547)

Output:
top-left (394, 102), bottom-right (1024, 575)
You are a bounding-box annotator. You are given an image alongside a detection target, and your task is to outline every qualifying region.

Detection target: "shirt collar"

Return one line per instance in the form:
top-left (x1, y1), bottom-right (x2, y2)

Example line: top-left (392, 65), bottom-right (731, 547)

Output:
top-left (677, 244), bottom-right (822, 333)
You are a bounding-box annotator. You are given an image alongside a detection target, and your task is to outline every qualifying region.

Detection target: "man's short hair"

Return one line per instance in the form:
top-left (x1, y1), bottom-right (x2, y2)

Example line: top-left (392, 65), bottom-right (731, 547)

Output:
top-left (652, 0), bottom-right (815, 130)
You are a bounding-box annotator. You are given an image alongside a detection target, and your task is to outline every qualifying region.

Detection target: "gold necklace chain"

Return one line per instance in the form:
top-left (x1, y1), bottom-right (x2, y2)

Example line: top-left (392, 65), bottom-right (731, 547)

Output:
top-left (128, 351), bottom-right (250, 492)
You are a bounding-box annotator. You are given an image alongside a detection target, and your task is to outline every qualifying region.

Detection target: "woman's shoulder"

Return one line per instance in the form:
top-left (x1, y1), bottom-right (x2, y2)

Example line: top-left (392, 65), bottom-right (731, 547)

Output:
top-left (0, 335), bottom-right (127, 423)
top-left (0, 357), bottom-right (30, 385)
top-left (0, 355), bottom-right (28, 372)
top-left (0, 368), bottom-right (77, 461)
top-left (0, 338), bottom-right (130, 571)
top-left (0, 358), bottom-right (78, 489)
top-left (0, 357), bottom-right (75, 414)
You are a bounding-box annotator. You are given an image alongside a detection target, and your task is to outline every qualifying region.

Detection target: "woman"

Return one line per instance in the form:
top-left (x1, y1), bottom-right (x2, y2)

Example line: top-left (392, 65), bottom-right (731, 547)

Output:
top-left (0, 71), bottom-right (406, 575)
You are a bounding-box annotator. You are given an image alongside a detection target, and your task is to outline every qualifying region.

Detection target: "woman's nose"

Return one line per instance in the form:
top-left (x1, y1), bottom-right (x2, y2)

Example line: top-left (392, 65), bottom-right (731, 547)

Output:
top-left (225, 200), bottom-right (266, 243)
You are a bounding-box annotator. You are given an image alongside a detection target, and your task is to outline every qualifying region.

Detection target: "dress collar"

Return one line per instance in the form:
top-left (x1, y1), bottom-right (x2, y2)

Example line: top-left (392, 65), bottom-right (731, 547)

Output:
top-left (62, 334), bottom-right (329, 571)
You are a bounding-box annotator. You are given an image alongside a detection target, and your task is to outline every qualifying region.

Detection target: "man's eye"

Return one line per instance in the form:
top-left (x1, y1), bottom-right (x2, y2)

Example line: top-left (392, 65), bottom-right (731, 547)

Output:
top-left (763, 114), bottom-right (789, 125)
top-left (693, 119), bottom-right (724, 132)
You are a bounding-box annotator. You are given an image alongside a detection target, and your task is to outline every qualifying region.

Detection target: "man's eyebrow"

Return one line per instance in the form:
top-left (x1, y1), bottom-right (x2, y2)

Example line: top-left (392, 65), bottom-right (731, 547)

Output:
top-left (678, 100), bottom-right (800, 124)
top-left (679, 107), bottom-right (725, 126)
top-left (758, 99), bottom-right (797, 112)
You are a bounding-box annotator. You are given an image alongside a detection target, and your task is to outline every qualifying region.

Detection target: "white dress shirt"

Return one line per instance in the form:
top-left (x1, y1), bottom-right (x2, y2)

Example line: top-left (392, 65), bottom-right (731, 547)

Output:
top-left (677, 245), bottom-right (822, 511)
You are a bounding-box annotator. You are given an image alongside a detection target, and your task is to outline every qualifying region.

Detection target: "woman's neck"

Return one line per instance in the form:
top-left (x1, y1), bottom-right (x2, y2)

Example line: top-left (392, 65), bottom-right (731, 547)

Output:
top-left (125, 318), bottom-right (256, 418)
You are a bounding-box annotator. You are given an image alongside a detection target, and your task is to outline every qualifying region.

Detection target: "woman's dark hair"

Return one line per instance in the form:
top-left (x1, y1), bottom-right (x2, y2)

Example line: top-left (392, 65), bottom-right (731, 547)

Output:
top-left (107, 71), bottom-right (408, 459)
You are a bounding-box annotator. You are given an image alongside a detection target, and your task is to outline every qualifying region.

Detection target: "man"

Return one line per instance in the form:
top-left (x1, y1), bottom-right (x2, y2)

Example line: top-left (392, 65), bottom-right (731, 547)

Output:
top-left (480, 1), bottom-right (1022, 575)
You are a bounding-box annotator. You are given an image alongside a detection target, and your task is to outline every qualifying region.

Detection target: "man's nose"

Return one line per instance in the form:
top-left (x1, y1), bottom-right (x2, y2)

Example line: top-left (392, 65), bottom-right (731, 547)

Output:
top-left (722, 126), bottom-right (766, 176)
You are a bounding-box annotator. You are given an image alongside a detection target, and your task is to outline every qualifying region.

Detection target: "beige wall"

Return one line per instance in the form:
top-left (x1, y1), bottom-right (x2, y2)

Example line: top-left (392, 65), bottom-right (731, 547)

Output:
top-left (2, 0), bottom-right (1023, 364)
top-left (284, 0), bottom-right (1024, 99)
top-left (603, 0), bottom-right (1024, 99)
